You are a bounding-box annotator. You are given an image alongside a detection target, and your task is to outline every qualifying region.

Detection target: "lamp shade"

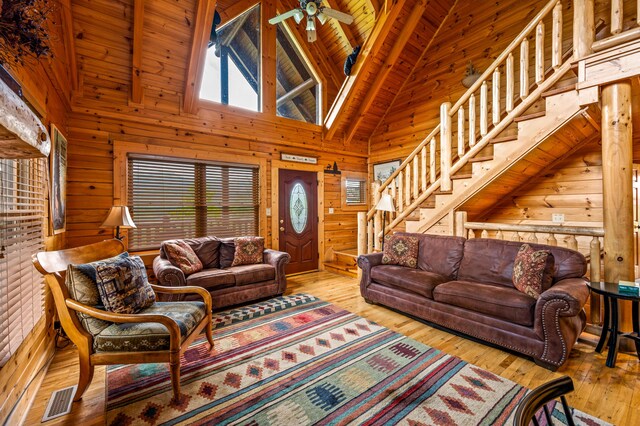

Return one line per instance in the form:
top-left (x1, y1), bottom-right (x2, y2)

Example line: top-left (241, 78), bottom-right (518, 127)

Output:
top-left (100, 206), bottom-right (137, 229)
top-left (375, 194), bottom-right (395, 212)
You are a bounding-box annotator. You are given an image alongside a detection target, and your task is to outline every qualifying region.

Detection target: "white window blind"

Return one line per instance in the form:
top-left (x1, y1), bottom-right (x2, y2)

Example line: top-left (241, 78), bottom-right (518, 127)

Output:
top-left (128, 156), bottom-right (259, 251)
top-left (0, 158), bottom-right (46, 367)
top-left (345, 178), bottom-right (366, 205)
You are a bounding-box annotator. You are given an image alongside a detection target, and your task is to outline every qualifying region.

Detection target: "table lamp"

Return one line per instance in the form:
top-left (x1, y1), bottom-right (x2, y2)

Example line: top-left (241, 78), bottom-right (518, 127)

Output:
top-left (100, 206), bottom-right (136, 240)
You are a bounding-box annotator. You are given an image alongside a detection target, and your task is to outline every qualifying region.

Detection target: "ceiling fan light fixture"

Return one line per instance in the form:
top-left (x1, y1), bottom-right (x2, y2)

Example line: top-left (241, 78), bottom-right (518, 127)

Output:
top-left (305, 1), bottom-right (318, 15)
top-left (306, 16), bottom-right (316, 31)
top-left (316, 11), bottom-right (327, 25)
top-left (293, 9), bottom-right (304, 24)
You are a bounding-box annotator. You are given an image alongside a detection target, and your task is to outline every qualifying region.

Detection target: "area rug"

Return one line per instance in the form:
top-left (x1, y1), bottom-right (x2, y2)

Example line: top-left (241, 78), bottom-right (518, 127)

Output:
top-left (106, 294), bottom-right (608, 425)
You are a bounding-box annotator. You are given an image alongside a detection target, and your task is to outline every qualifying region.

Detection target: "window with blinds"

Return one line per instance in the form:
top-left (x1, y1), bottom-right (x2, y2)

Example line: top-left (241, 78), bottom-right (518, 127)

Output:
top-left (0, 158), bottom-right (46, 367)
top-left (128, 156), bottom-right (260, 250)
top-left (345, 178), bottom-right (366, 205)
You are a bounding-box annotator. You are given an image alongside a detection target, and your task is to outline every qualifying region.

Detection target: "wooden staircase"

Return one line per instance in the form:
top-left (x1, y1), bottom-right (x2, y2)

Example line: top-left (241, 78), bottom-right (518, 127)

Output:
top-left (324, 248), bottom-right (359, 278)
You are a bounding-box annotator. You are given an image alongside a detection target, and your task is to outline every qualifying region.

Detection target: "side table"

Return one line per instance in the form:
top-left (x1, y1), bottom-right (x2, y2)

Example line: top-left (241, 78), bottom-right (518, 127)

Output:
top-left (587, 282), bottom-right (640, 367)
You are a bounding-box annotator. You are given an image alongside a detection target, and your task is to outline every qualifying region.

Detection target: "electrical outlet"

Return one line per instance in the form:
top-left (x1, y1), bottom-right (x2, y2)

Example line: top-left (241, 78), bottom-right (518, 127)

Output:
top-left (328, 208), bottom-right (334, 214)
top-left (266, 207), bottom-right (271, 217)
top-left (552, 213), bottom-right (565, 223)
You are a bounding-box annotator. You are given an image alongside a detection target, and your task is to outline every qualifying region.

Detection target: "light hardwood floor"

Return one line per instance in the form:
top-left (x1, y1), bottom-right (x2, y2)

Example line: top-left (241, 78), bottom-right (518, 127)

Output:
top-left (26, 271), bottom-right (640, 425)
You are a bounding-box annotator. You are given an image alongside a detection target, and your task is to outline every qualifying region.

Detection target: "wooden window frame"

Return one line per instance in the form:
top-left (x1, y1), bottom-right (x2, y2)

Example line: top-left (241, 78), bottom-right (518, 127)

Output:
top-left (113, 141), bottom-right (268, 250)
top-left (341, 171), bottom-right (368, 211)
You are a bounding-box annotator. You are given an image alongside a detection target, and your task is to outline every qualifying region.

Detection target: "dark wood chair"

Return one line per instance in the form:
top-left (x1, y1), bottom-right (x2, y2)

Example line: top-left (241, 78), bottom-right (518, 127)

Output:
top-left (32, 239), bottom-right (214, 402)
top-left (513, 376), bottom-right (576, 426)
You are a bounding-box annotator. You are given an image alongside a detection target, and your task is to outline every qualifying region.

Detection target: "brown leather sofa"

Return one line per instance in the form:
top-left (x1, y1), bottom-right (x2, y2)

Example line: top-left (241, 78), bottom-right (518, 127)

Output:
top-left (358, 233), bottom-right (589, 370)
top-left (153, 236), bottom-right (290, 309)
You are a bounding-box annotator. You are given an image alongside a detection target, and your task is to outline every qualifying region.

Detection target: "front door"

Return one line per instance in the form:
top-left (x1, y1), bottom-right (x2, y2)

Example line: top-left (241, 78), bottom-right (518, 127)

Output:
top-left (278, 169), bottom-right (318, 274)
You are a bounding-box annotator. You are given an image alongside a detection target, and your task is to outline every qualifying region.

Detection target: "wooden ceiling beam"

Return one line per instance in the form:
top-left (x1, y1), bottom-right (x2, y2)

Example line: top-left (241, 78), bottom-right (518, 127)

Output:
top-left (218, 0), bottom-right (260, 22)
top-left (277, 78), bottom-right (315, 105)
top-left (183, 0), bottom-right (218, 114)
top-left (364, 0), bottom-right (380, 17)
top-left (59, 0), bottom-right (78, 92)
top-left (343, 0), bottom-right (427, 143)
top-left (131, 0), bottom-right (144, 104)
top-left (324, 0), bottom-right (409, 140)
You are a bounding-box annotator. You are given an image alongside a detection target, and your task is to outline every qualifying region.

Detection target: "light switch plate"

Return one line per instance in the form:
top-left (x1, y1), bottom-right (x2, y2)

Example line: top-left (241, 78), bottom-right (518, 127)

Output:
top-left (266, 208), bottom-right (271, 217)
top-left (552, 213), bottom-right (564, 223)
top-left (329, 207), bottom-right (334, 214)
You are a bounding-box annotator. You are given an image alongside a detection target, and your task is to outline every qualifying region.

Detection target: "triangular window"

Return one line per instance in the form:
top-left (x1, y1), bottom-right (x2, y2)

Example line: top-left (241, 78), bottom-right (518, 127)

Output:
top-left (200, 5), bottom-right (261, 112)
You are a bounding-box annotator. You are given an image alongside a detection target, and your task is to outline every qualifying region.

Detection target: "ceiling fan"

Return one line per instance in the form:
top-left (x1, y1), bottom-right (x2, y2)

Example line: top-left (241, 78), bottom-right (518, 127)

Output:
top-left (269, 1), bottom-right (354, 43)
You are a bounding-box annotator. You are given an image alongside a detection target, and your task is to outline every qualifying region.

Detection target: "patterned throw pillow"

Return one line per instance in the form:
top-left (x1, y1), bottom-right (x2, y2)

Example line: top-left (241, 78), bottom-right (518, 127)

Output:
top-left (512, 244), bottom-right (555, 299)
top-left (94, 255), bottom-right (156, 314)
top-left (382, 234), bottom-right (419, 268)
top-left (231, 236), bottom-right (265, 267)
top-left (66, 252), bottom-right (130, 336)
top-left (162, 240), bottom-right (203, 274)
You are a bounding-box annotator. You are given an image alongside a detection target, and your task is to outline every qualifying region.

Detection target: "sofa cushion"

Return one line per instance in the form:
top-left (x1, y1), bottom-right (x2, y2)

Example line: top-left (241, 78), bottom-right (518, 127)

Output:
top-left (371, 265), bottom-right (448, 299)
top-left (512, 244), bottom-right (554, 299)
top-left (457, 239), bottom-right (586, 289)
top-left (225, 264), bottom-right (276, 286)
top-left (231, 236), bottom-right (265, 266)
top-left (187, 269), bottom-right (236, 290)
top-left (160, 237), bottom-right (221, 269)
top-left (382, 234), bottom-right (419, 268)
top-left (433, 281), bottom-right (537, 327)
top-left (162, 240), bottom-right (203, 275)
top-left (219, 238), bottom-right (236, 268)
top-left (393, 233), bottom-right (465, 279)
top-left (94, 301), bottom-right (206, 352)
top-left (94, 255), bottom-right (156, 314)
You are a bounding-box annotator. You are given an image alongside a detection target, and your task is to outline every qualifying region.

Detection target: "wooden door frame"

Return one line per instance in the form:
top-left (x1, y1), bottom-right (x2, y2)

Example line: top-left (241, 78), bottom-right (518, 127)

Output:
top-left (271, 160), bottom-right (325, 271)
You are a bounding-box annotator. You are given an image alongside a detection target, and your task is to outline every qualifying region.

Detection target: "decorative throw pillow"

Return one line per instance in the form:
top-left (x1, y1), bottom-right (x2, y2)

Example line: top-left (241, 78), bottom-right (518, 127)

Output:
top-left (162, 240), bottom-right (203, 274)
top-left (66, 252), bottom-right (130, 336)
top-left (94, 255), bottom-right (156, 314)
top-left (231, 236), bottom-right (265, 267)
top-left (382, 234), bottom-right (419, 268)
top-left (512, 244), bottom-right (555, 299)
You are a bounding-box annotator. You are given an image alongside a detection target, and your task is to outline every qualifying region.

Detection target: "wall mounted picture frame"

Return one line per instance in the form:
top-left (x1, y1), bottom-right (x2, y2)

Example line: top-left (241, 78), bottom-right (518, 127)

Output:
top-left (373, 160), bottom-right (401, 184)
top-left (50, 124), bottom-right (67, 234)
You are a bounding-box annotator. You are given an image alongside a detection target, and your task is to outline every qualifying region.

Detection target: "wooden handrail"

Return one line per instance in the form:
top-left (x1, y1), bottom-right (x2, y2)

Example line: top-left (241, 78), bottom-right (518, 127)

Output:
top-left (464, 222), bottom-right (604, 237)
top-left (449, 0), bottom-right (561, 115)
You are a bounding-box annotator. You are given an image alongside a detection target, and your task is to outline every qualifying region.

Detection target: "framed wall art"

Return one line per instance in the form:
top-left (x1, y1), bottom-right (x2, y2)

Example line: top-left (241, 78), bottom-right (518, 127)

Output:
top-left (373, 159), bottom-right (401, 184)
top-left (50, 124), bottom-right (67, 234)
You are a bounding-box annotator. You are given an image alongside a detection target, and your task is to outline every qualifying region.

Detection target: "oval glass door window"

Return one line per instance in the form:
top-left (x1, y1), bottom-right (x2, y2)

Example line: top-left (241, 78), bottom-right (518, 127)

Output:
top-left (290, 183), bottom-right (308, 234)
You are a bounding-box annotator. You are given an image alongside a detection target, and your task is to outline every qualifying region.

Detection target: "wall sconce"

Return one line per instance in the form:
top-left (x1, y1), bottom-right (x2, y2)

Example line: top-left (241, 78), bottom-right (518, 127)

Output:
top-left (325, 161), bottom-right (341, 175)
top-left (461, 62), bottom-right (482, 88)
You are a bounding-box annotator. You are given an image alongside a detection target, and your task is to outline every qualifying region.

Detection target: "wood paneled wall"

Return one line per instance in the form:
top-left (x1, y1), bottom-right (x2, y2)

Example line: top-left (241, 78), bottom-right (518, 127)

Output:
top-left (0, 3), bottom-right (71, 422)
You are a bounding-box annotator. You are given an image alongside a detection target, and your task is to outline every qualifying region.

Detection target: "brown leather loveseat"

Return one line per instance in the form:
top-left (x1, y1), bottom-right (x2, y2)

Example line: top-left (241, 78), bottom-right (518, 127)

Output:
top-left (358, 233), bottom-right (589, 370)
top-left (153, 236), bottom-right (290, 309)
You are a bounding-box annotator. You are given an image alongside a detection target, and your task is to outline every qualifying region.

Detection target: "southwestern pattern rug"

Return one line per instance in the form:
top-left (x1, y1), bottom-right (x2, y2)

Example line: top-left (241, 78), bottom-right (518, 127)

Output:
top-left (106, 294), bottom-right (608, 425)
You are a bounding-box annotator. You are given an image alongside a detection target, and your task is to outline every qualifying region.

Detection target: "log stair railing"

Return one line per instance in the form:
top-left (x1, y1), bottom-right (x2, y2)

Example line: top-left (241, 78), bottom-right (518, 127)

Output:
top-left (359, 0), bottom-right (572, 253)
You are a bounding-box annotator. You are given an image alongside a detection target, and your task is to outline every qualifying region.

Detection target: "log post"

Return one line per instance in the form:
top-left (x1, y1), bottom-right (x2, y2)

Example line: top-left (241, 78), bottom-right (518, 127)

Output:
top-left (440, 102), bottom-right (452, 192)
top-left (454, 211), bottom-right (467, 237)
top-left (372, 181), bottom-right (382, 252)
top-left (602, 80), bottom-right (634, 332)
top-left (552, 1), bottom-right (563, 69)
top-left (357, 212), bottom-right (367, 256)
top-left (590, 236), bottom-right (602, 324)
top-left (469, 95), bottom-right (476, 146)
top-left (573, 0), bottom-right (595, 59)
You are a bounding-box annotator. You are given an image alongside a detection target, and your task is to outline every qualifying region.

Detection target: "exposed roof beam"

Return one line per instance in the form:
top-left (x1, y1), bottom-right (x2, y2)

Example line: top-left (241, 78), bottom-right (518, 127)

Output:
top-left (59, 0), bottom-right (78, 91)
top-left (183, 0), bottom-right (218, 114)
top-left (324, 0), bottom-right (409, 140)
top-left (364, 0), bottom-right (381, 16)
top-left (262, 0), bottom-right (277, 115)
top-left (344, 0), bottom-right (427, 143)
top-left (131, 0), bottom-right (144, 104)
top-left (218, 0), bottom-right (260, 22)
top-left (277, 78), bottom-right (315, 105)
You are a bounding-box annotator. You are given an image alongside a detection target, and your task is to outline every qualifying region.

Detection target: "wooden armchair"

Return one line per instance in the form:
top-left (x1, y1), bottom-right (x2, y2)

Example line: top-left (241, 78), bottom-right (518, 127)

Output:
top-left (32, 239), bottom-right (214, 402)
top-left (513, 376), bottom-right (576, 426)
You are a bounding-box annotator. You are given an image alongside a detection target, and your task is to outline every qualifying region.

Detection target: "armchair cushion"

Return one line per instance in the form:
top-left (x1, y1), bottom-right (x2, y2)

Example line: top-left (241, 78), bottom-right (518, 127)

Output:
top-left (66, 252), bottom-right (129, 337)
top-left (94, 255), bottom-right (156, 314)
top-left (231, 236), bottom-right (265, 266)
top-left (162, 240), bottom-right (203, 274)
top-left (93, 301), bottom-right (206, 352)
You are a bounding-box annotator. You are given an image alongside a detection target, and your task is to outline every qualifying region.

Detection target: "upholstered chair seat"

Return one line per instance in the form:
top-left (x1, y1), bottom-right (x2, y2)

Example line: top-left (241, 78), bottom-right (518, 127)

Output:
top-left (93, 301), bottom-right (207, 352)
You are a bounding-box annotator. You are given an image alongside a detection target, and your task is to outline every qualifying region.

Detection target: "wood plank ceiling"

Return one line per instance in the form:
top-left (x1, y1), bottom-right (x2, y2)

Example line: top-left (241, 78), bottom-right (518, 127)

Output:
top-left (67, 0), bottom-right (456, 145)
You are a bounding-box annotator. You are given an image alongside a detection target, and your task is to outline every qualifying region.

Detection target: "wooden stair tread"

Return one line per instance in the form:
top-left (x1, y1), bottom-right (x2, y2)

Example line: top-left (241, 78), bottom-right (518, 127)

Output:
top-left (451, 173), bottom-right (473, 180)
top-left (333, 248), bottom-right (358, 257)
top-left (490, 134), bottom-right (518, 144)
top-left (514, 111), bottom-right (546, 122)
top-left (469, 155), bottom-right (493, 163)
top-left (324, 261), bottom-right (358, 277)
top-left (541, 84), bottom-right (576, 98)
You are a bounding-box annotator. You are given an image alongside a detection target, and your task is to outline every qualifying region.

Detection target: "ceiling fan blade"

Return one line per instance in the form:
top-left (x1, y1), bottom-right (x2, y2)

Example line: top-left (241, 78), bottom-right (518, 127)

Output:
top-left (268, 9), bottom-right (299, 25)
top-left (321, 7), bottom-right (354, 25)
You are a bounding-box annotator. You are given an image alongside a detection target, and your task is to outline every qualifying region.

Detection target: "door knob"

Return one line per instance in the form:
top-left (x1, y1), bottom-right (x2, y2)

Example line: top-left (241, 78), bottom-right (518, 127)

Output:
top-left (280, 227), bottom-right (285, 232)
top-left (280, 219), bottom-right (284, 224)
